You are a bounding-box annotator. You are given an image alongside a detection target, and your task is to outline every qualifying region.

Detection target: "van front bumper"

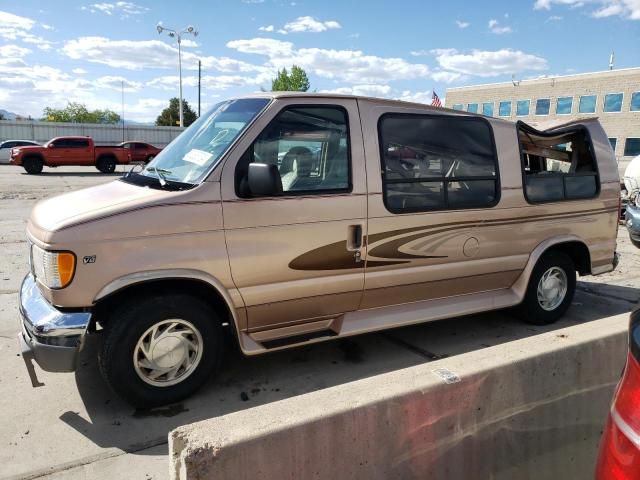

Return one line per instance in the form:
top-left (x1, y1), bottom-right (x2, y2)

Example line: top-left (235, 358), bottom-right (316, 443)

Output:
top-left (18, 274), bottom-right (91, 373)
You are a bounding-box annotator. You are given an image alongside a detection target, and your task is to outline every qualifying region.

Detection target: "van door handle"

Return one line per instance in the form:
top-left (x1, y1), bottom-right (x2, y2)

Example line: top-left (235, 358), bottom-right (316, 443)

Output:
top-left (346, 225), bottom-right (363, 263)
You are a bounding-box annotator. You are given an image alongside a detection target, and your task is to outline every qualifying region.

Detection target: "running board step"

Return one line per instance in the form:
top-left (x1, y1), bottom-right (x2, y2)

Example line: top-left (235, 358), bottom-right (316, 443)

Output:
top-left (261, 330), bottom-right (338, 349)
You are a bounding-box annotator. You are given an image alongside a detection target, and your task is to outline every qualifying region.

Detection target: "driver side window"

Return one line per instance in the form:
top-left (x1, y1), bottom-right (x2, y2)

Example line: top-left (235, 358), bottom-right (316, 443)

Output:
top-left (236, 105), bottom-right (351, 197)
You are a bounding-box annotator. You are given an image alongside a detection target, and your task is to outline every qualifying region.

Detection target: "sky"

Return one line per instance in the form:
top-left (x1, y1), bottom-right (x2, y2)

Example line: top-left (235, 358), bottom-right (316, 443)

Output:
top-left (0, 0), bottom-right (639, 123)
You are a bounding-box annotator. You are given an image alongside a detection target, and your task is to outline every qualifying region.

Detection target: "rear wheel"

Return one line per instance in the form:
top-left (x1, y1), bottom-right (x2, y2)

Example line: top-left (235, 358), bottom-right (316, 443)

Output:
top-left (96, 156), bottom-right (116, 173)
top-left (630, 233), bottom-right (640, 249)
top-left (23, 156), bottom-right (43, 174)
top-left (517, 251), bottom-right (576, 325)
top-left (98, 294), bottom-right (223, 407)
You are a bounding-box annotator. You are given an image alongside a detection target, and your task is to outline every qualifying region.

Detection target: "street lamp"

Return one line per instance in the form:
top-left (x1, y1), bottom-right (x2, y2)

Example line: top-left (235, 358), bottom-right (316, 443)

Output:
top-left (156, 23), bottom-right (198, 127)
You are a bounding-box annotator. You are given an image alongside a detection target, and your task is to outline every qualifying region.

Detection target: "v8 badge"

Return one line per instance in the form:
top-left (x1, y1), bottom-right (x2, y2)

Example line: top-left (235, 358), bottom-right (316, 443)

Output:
top-left (83, 255), bottom-right (96, 264)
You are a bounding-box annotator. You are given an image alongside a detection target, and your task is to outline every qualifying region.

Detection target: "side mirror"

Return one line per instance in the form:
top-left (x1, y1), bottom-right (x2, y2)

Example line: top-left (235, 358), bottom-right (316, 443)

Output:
top-left (248, 163), bottom-right (282, 197)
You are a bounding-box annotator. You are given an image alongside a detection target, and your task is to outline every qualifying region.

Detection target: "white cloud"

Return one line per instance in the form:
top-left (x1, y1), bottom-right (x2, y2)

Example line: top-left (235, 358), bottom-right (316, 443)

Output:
top-left (0, 10), bottom-right (54, 48)
top-left (82, 2), bottom-right (148, 16)
top-left (94, 75), bottom-right (143, 92)
top-left (259, 25), bottom-right (274, 32)
top-left (147, 73), bottom-right (271, 92)
top-left (72, 68), bottom-right (88, 74)
top-left (0, 44), bottom-right (31, 58)
top-left (455, 20), bottom-right (470, 28)
top-left (322, 84), bottom-right (392, 96)
top-left (534, 0), bottom-right (640, 19)
top-left (180, 39), bottom-right (199, 48)
top-left (431, 70), bottom-right (465, 83)
top-left (227, 37), bottom-right (430, 83)
top-left (547, 14), bottom-right (565, 20)
top-left (279, 16), bottom-right (341, 34)
top-left (488, 18), bottom-right (513, 33)
top-left (40, 23), bottom-right (54, 30)
top-left (432, 48), bottom-right (548, 77)
top-left (397, 90), bottom-right (433, 104)
top-left (62, 36), bottom-right (265, 73)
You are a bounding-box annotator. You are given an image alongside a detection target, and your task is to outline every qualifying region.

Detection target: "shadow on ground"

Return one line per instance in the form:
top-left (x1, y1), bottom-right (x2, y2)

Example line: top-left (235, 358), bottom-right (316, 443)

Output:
top-left (58, 283), bottom-right (638, 455)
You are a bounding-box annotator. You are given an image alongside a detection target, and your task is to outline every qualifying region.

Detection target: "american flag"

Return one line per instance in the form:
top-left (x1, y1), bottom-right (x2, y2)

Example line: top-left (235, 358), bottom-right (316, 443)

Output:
top-left (431, 91), bottom-right (442, 107)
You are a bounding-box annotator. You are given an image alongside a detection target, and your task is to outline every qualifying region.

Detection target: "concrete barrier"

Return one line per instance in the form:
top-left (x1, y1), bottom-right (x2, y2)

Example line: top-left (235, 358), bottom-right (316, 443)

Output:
top-left (169, 315), bottom-right (628, 480)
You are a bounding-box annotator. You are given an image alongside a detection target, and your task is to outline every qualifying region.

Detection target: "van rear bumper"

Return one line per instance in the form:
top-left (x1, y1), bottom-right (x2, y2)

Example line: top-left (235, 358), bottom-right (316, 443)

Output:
top-left (18, 274), bottom-right (91, 373)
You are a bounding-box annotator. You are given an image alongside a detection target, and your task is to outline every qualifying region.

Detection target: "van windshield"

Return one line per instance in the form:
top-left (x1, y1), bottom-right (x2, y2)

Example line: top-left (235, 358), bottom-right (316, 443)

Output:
top-left (128, 98), bottom-right (270, 188)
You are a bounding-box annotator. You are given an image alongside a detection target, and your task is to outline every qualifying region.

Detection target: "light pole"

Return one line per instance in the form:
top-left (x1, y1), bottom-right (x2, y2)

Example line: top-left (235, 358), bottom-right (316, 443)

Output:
top-left (156, 23), bottom-right (198, 127)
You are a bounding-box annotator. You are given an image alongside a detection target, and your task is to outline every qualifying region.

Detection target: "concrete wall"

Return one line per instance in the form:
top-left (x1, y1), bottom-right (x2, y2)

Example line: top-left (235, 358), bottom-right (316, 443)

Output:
top-left (445, 67), bottom-right (640, 175)
top-left (0, 120), bottom-right (184, 147)
top-left (170, 314), bottom-right (628, 480)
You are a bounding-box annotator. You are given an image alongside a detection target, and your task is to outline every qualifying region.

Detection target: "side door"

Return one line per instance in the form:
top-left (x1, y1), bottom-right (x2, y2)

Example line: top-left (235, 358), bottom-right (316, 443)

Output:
top-left (359, 103), bottom-right (517, 309)
top-left (0, 141), bottom-right (14, 162)
top-left (220, 98), bottom-right (367, 333)
top-left (46, 138), bottom-right (68, 165)
top-left (67, 138), bottom-right (92, 165)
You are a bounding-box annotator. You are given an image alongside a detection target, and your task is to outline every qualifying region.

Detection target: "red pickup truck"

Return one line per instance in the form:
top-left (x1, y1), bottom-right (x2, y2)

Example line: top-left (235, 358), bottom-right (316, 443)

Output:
top-left (10, 136), bottom-right (131, 174)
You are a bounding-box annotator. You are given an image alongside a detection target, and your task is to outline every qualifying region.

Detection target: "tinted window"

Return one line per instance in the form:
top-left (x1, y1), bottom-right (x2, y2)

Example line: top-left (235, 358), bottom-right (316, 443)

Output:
top-left (631, 92), bottom-right (640, 112)
top-left (69, 139), bottom-right (89, 148)
top-left (625, 138), bottom-right (640, 157)
top-left (579, 95), bottom-right (597, 113)
top-left (452, 104), bottom-right (464, 111)
top-left (51, 139), bottom-right (69, 147)
top-left (603, 93), bottom-right (623, 113)
top-left (516, 100), bottom-right (530, 116)
top-left (482, 102), bottom-right (493, 116)
top-left (136, 143), bottom-right (148, 149)
top-left (378, 114), bottom-right (498, 213)
top-left (499, 101), bottom-right (511, 116)
top-left (236, 105), bottom-right (350, 197)
top-left (556, 96), bottom-right (573, 115)
top-left (609, 138), bottom-right (617, 152)
top-left (467, 103), bottom-right (478, 113)
top-left (535, 98), bottom-right (551, 115)
top-left (1, 141), bottom-right (15, 148)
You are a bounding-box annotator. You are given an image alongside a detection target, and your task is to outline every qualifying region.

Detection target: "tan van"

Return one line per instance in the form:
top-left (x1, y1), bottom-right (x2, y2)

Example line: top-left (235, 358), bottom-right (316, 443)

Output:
top-left (18, 93), bottom-right (620, 406)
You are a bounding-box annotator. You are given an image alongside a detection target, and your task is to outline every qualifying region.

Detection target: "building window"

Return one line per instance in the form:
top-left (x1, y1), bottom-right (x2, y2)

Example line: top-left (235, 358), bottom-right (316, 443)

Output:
top-left (378, 114), bottom-right (499, 213)
top-left (535, 98), bottom-right (551, 115)
top-left (482, 102), bottom-right (494, 116)
top-left (631, 92), bottom-right (640, 112)
top-left (452, 104), bottom-right (464, 111)
top-left (516, 100), bottom-right (530, 116)
top-left (467, 103), bottom-right (479, 113)
top-left (609, 138), bottom-right (617, 152)
top-left (579, 95), bottom-right (597, 114)
top-left (556, 96), bottom-right (573, 115)
top-left (625, 138), bottom-right (640, 157)
top-left (499, 101), bottom-right (511, 117)
top-left (603, 93), bottom-right (623, 113)
top-left (520, 124), bottom-right (598, 203)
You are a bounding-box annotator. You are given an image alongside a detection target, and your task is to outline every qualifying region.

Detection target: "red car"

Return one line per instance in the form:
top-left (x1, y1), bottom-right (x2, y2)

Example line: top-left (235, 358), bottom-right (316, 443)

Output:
top-left (595, 308), bottom-right (640, 479)
top-left (118, 141), bottom-right (162, 163)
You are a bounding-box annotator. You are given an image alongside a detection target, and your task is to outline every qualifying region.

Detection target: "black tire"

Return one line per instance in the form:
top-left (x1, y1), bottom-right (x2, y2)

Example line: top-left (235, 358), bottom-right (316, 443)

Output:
top-left (98, 294), bottom-right (223, 408)
top-left (630, 234), bottom-right (640, 249)
top-left (96, 156), bottom-right (116, 173)
top-left (23, 156), bottom-right (43, 174)
top-left (517, 251), bottom-right (576, 325)
top-left (145, 155), bottom-right (155, 163)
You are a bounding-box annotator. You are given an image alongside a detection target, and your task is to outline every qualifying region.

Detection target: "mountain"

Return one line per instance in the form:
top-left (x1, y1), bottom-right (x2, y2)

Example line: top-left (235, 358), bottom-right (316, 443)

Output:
top-left (0, 109), bottom-right (19, 120)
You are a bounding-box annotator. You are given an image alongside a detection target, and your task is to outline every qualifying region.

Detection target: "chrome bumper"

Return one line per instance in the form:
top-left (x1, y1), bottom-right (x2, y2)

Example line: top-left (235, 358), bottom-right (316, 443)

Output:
top-left (18, 274), bottom-right (91, 373)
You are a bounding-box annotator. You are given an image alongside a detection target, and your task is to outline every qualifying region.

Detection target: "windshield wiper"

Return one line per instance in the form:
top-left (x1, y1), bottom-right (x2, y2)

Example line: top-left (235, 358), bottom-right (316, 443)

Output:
top-left (146, 167), bottom-right (172, 186)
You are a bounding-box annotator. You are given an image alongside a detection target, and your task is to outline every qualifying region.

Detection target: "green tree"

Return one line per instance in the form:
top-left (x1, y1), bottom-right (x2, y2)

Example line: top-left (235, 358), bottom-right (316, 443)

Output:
top-left (155, 98), bottom-right (197, 127)
top-left (270, 65), bottom-right (310, 92)
top-left (42, 102), bottom-right (121, 124)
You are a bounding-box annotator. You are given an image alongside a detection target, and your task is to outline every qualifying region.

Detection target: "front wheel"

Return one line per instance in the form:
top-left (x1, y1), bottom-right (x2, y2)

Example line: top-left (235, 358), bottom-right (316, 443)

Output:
top-left (23, 156), bottom-right (43, 174)
top-left (516, 251), bottom-right (576, 325)
top-left (98, 294), bottom-right (223, 407)
top-left (96, 156), bottom-right (116, 173)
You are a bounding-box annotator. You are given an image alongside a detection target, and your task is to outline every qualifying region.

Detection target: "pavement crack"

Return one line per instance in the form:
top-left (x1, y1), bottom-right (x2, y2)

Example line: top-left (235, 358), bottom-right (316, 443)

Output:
top-left (381, 332), bottom-right (447, 361)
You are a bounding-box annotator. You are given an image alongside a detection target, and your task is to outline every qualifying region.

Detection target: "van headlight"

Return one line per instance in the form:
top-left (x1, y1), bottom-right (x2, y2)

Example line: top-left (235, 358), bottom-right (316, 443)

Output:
top-left (31, 245), bottom-right (76, 289)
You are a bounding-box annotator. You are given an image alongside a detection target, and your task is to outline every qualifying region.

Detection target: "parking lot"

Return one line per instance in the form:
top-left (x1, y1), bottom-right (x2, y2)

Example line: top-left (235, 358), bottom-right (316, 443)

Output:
top-left (0, 164), bottom-right (639, 480)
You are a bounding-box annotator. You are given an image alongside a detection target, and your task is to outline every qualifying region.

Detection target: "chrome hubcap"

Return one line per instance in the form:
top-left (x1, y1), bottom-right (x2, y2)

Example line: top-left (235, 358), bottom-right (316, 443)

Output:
top-left (133, 319), bottom-right (203, 387)
top-left (536, 266), bottom-right (568, 311)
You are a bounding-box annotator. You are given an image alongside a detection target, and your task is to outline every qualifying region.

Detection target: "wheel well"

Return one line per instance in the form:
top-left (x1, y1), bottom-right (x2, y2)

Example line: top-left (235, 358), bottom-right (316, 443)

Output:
top-left (545, 241), bottom-right (591, 276)
top-left (92, 278), bottom-right (234, 330)
top-left (23, 154), bottom-right (43, 162)
top-left (96, 154), bottom-right (116, 163)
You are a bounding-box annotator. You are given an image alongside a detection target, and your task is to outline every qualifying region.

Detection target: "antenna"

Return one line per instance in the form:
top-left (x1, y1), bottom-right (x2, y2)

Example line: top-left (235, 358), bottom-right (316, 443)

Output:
top-left (609, 51), bottom-right (615, 70)
top-left (511, 74), bottom-right (521, 87)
